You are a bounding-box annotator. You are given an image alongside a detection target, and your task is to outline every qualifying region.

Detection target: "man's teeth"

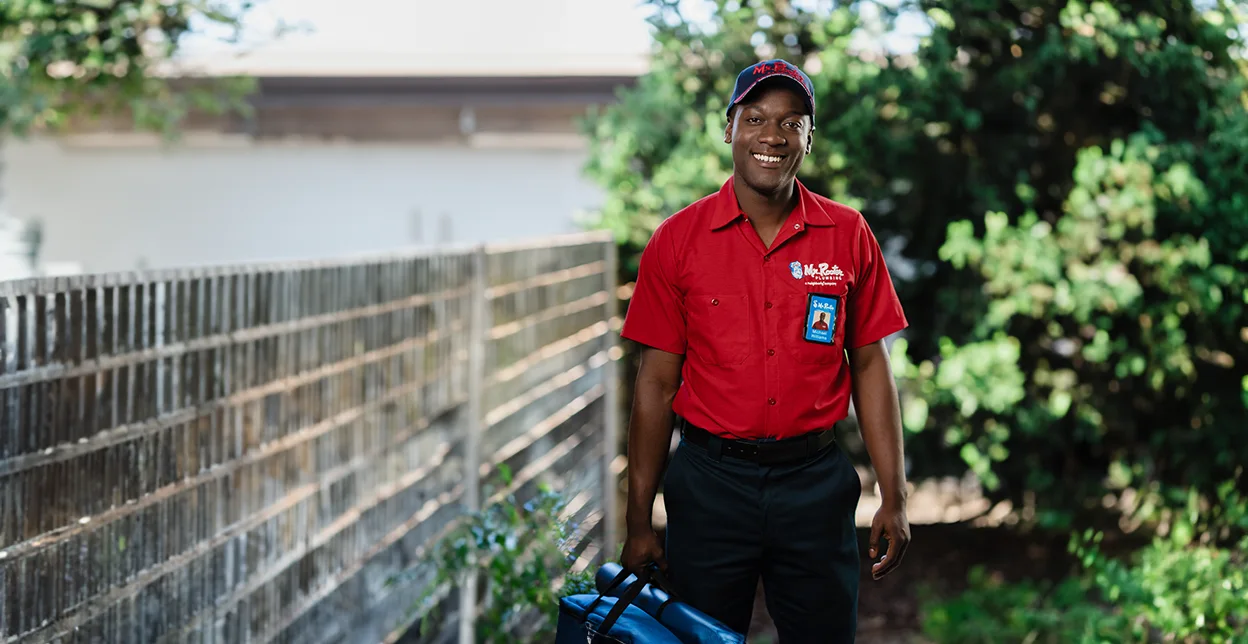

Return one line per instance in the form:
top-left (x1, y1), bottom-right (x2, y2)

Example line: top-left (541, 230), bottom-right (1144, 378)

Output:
top-left (754, 153), bottom-right (783, 163)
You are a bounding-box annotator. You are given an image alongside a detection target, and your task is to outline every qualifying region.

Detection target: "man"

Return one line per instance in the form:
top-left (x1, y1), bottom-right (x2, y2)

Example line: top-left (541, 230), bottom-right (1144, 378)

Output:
top-left (618, 59), bottom-right (911, 643)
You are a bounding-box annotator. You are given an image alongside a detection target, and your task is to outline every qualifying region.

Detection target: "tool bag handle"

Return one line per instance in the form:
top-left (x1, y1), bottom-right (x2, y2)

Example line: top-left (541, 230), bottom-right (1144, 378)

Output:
top-left (588, 566), bottom-right (654, 637)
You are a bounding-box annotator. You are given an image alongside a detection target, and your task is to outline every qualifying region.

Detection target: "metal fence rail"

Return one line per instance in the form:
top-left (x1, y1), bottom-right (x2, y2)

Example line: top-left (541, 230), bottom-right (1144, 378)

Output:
top-left (0, 232), bottom-right (619, 644)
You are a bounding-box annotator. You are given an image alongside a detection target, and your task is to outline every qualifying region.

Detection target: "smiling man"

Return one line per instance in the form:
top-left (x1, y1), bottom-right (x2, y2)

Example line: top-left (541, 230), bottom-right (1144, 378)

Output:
top-left (619, 59), bottom-right (912, 642)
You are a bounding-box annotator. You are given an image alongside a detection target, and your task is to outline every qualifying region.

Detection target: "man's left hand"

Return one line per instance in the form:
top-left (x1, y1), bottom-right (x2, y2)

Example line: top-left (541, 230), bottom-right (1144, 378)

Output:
top-left (868, 503), bottom-right (910, 580)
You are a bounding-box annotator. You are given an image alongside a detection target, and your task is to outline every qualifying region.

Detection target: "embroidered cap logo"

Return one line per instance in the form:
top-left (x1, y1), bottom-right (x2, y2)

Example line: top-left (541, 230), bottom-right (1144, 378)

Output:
top-left (753, 62), bottom-right (808, 90)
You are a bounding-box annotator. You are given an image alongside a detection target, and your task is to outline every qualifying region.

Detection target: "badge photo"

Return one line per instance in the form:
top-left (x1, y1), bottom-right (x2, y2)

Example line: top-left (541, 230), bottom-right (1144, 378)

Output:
top-left (803, 293), bottom-right (840, 344)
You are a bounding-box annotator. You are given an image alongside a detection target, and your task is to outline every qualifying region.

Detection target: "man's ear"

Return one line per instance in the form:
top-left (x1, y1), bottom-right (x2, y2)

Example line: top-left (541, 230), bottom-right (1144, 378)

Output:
top-left (805, 131), bottom-right (813, 155)
top-left (724, 111), bottom-right (734, 143)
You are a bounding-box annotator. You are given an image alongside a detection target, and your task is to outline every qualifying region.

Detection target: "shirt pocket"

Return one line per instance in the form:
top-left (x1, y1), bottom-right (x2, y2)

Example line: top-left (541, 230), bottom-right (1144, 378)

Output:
top-left (685, 294), bottom-right (750, 366)
top-left (783, 291), bottom-right (845, 365)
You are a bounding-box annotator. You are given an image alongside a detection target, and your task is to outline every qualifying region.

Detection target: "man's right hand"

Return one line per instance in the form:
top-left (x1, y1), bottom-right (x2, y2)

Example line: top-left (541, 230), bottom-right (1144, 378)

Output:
top-left (620, 528), bottom-right (666, 575)
top-left (620, 347), bottom-right (683, 577)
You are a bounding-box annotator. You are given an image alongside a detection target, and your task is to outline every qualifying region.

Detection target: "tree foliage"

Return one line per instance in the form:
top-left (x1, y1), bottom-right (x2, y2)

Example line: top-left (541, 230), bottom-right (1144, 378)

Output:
top-left (582, 0), bottom-right (1248, 525)
top-left (0, 0), bottom-right (258, 137)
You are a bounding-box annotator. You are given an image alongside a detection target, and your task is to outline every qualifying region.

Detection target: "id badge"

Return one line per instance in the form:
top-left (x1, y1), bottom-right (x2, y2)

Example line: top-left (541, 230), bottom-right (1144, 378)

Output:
top-left (803, 293), bottom-right (840, 345)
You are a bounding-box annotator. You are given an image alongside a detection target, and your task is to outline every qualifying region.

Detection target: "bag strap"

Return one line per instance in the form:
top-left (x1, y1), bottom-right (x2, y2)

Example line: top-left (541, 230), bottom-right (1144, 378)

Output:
top-left (595, 567), bottom-right (653, 635)
top-left (586, 567), bottom-right (635, 615)
top-left (646, 566), bottom-right (684, 620)
top-left (648, 566), bottom-right (682, 600)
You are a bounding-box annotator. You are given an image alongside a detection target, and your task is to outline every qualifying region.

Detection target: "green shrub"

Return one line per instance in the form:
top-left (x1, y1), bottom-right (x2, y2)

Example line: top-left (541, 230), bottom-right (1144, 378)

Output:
top-left (1072, 535), bottom-right (1248, 642)
top-left (395, 466), bottom-right (597, 643)
top-left (922, 482), bottom-right (1248, 643)
top-left (920, 568), bottom-right (1124, 644)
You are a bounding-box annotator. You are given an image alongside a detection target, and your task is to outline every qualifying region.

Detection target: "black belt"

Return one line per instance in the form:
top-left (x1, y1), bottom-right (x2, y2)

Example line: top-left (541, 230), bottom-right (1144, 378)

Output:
top-left (680, 420), bottom-right (836, 465)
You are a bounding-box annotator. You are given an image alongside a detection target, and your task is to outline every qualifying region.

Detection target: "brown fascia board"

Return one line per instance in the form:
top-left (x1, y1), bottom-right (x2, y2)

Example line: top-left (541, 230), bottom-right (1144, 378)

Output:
top-left (244, 74), bottom-right (638, 109)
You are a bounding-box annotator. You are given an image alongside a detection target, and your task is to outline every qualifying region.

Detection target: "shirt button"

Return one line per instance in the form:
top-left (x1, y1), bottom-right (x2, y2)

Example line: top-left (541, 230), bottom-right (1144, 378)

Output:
top-left (764, 301), bottom-right (773, 309)
top-left (763, 256), bottom-right (770, 262)
top-left (711, 298), bottom-right (719, 306)
top-left (768, 397), bottom-right (777, 405)
top-left (793, 224), bottom-right (801, 230)
top-left (767, 349), bottom-right (775, 356)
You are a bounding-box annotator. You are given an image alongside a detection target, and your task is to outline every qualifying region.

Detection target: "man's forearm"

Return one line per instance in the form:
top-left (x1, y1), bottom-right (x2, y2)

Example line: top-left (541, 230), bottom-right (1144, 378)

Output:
top-left (850, 343), bottom-right (908, 507)
top-left (625, 378), bottom-right (679, 534)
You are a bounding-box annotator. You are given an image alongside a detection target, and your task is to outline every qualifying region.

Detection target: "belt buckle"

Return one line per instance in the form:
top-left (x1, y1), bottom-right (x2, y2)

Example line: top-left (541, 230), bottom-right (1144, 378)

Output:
top-left (758, 443), bottom-right (793, 466)
top-left (729, 441), bottom-right (759, 460)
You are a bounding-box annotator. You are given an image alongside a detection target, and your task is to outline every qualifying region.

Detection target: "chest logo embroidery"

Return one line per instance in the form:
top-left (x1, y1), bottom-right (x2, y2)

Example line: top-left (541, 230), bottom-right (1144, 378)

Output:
top-left (791, 261), bottom-right (845, 286)
top-left (802, 262), bottom-right (843, 280)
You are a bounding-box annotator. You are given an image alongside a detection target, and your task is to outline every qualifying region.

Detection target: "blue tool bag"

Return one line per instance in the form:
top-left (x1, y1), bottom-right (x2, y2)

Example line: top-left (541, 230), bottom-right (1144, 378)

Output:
top-left (593, 563), bottom-right (745, 644)
top-left (556, 566), bottom-right (684, 644)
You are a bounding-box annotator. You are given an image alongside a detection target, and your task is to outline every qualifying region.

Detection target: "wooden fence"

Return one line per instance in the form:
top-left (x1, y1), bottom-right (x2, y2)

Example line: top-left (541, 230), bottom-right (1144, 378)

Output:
top-left (0, 232), bottom-right (621, 643)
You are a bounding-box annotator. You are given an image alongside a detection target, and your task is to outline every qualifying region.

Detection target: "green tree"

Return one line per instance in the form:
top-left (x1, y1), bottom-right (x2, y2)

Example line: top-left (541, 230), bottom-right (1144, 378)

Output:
top-left (1, 0), bottom-right (259, 137)
top-left (582, 0), bottom-right (1248, 525)
top-left (879, 0), bottom-right (1248, 529)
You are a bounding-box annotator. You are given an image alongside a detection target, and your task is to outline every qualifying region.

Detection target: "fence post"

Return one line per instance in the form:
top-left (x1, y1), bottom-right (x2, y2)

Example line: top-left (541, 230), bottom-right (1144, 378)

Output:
top-left (602, 237), bottom-right (621, 563)
top-left (460, 244), bottom-right (488, 644)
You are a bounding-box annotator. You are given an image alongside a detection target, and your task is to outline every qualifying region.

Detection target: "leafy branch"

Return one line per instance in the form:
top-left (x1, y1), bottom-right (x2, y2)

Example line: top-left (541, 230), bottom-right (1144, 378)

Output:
top-left (393, 465), bottom-right (597, 643)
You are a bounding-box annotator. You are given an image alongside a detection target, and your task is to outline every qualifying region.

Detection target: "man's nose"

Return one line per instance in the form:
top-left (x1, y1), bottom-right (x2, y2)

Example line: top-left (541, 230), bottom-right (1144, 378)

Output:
top-left (758, 122), bottom-right (786, 146)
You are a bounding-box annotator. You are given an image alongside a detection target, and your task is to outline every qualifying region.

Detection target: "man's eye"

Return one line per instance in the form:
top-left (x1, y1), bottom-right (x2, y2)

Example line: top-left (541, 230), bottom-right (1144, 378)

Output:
top-left (748, 117), bottom-right (762, 124)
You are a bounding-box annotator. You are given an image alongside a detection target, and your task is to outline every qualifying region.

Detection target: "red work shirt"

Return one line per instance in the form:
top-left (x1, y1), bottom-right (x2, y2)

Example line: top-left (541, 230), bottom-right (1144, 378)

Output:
top-left (621, 177), bottom-right (909, 440)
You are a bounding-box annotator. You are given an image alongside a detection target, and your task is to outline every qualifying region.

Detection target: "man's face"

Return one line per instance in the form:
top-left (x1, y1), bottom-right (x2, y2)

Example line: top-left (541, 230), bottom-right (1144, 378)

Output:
top-left (726, 81), bottom-right (813, 197)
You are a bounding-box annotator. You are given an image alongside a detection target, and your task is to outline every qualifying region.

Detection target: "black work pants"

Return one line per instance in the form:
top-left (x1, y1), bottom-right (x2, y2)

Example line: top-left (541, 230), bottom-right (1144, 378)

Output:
top-left (662, 432), bottom-right (862, 643)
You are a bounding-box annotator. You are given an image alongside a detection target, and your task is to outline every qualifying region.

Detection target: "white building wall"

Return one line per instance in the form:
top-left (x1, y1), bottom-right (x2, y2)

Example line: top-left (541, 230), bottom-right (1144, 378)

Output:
top-left (1, 136), bottom-right (605, 274)
top-left (0, 214), bottom-right (34, 280)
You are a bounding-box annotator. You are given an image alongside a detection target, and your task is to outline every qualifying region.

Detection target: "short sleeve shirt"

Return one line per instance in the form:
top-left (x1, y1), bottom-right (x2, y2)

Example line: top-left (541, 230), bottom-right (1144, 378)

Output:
top-left (621, 177), bottom-right (909, 440)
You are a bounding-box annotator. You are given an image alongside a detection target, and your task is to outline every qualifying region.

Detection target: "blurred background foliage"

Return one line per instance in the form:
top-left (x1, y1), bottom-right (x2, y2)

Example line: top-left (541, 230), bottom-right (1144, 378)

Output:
top-left (0, 0), bottom-right (258, 137)
top-left (582, 0), bottom-right (1248, 638)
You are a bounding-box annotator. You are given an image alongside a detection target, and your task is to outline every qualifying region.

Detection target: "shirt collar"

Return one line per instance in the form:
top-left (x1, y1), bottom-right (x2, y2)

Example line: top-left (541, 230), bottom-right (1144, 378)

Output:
top-left (709, 177), bottom-right (837, 230)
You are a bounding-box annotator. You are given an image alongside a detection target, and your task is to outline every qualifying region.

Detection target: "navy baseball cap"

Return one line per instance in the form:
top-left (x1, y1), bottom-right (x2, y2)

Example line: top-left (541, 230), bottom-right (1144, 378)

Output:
top-left (727, 59), bottom-right (816, 120)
